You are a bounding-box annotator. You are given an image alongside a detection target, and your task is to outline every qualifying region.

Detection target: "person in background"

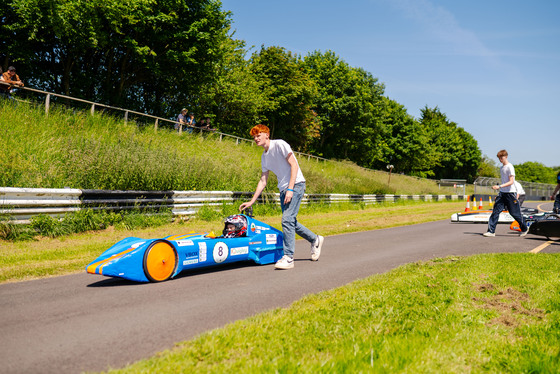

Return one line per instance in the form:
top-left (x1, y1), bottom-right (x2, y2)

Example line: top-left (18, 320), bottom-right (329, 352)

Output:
top-left (551, 171), bottom-right (560, 214)
top-left (175, 108), bottom-right (189, 133)
top-left (483, 149), bottom-right (528, 237)
top-left (0, 66), bottom-right (24, 99)
top-left (239, 124), bottom-right (324, 269)
top-left (513, 180), bottom-right (526, 207)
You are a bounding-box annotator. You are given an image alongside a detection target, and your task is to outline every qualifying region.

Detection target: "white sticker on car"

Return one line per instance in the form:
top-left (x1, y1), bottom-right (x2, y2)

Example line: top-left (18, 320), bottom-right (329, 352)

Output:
top-left (231, 246), bottom-right (249, 256)
top-left (213, 242), bottom-right (229, 263)
top-left (266, 234), bottom-right (277, 245)
top-left (176, 240), bottom-right (194, 246)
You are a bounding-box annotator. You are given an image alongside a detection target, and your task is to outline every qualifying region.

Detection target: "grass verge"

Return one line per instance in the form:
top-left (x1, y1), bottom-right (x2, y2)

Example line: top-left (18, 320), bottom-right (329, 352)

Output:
top-left (104, 253), bottom-right (560, 373)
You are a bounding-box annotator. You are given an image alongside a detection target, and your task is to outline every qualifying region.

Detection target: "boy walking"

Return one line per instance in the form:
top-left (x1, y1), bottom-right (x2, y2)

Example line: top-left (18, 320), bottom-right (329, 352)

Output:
top-left (239, 124), bottom-right (324, 269)
top-left (483, 149), bottom-right (528, 237)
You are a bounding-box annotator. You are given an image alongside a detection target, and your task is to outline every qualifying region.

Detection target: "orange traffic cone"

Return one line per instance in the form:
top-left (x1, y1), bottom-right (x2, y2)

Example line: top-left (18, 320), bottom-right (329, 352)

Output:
top-left (464, 196), bottom-right (471, 212)
top-left (478, 198), bottom-right (483, 210)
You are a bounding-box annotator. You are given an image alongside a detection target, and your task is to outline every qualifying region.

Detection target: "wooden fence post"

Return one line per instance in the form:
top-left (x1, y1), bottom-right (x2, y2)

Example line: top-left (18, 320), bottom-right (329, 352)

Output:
top-left (45, 94), bottom-right (50, 116)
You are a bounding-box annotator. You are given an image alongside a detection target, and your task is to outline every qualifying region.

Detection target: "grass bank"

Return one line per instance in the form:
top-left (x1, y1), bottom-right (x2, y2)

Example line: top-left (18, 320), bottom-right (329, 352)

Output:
top-left (0, 102), bottom-right (465, 195)
top-left (105, 253), bottom-right (560, 373)
top-left (0, 201), bottom-right (465, 283)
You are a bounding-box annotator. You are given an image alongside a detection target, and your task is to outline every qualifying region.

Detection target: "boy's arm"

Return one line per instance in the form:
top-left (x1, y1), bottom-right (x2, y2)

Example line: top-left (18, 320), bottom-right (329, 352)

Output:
top-left (239, 171), bottom-right (269, 211)
top-left (283, 153), bottom-right (299, 204)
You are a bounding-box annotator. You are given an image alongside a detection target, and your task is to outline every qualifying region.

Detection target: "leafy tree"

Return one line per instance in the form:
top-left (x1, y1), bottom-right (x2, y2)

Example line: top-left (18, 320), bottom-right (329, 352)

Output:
top-left (302, 50), bottom-right (385, 161)
top-left (249, 46), bottom-right (319, 151)
top-left (514, 162), bottom-right (556, 184)
top-left (2, 0), bottom-right (231, 117)
top-left (373, 98), bottom-right (437, 177)
top-left (477, 155), bottom-right (499, 178)
top-left (195, 37), bottom-right (266, 136)
top-left (419, 106), bottom-right (481, 181)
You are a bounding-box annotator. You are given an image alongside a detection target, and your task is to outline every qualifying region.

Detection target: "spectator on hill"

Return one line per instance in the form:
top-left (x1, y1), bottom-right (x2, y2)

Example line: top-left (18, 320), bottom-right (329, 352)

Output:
top-left (514, 181), bottom-right (526, 207)
top-left (483, 149), bottom-right (527, 237)
top-left (197, 117), bottom-right (216, 132)
top-left (551, 171), bottom-right (560, 214)
top-left (175, 108), bottom-right (190, 133)
top-left (187, 113), bottom-right (196, 131)
top-left (0, 66), bottom-right (24, 99)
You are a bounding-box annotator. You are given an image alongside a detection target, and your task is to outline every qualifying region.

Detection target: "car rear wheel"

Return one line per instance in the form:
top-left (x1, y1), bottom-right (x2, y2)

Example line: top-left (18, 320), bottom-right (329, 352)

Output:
top-left (143, 240), bottom-right (177, 282)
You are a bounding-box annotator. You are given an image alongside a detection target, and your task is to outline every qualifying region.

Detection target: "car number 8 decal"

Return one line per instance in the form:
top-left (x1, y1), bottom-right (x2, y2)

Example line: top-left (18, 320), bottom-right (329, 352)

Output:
top-left (213, 242), bottom-right (229, 263)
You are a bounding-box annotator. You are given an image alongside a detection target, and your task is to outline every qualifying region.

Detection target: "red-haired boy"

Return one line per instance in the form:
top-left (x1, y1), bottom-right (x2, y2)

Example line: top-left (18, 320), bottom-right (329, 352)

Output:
top-left (239, 125), bottom-right (324, 269)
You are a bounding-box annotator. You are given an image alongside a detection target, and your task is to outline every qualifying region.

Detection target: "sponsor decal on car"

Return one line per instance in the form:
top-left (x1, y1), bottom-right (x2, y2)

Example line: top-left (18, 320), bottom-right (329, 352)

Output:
top-left (231, 246), bottom-right (249, 256)
top-left (266, 234), bottom-right (277, 245)
top-left (249, 241), bottom-right (262, 245)
top-left (176, 239), bottom-right (194, 246)
top-left (199, 242), bottom-right (207, 262)
top-left (251, 223), bottom-right (256, 232)
top-left (183, 258), bottom-right (199, 265)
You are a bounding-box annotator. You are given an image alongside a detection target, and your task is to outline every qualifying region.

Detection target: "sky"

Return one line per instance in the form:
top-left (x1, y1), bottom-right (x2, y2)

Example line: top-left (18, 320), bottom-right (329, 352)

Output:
top-left (220, 0), bottom-right (559, 168)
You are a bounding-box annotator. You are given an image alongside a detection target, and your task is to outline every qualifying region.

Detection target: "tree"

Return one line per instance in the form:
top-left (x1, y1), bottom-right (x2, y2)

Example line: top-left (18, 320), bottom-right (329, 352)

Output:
top-left (477, 155), bottom-right (499, 178)
top-left (302, 50), bottom-right (385, 161)
top-left (419, 106), bottom-right (481, 181)
top-left (3, 0), bottom-right (231, 117)
top-left (372, 98), bottom-right (437, 177)
top-left (249, 46), bottom-right (320, 151)
top-left (195, 37), bottom-right (266, 136)
top-left (514, 162), bottom-right (556, 184)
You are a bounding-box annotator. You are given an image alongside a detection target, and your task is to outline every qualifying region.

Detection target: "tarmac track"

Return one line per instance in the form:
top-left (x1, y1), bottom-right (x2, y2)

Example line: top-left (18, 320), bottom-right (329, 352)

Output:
top-left (1, 202), bottom-right (558, 374)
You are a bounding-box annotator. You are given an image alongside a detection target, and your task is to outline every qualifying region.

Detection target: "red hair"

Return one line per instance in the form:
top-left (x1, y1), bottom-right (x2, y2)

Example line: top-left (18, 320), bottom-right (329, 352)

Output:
top-left (250, 124), bottom-right (270, 137)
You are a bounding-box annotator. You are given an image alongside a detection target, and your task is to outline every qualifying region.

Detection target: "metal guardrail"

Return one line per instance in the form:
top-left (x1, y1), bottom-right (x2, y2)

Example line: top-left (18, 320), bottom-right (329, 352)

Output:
top-left (0, 187), bottom-right (464, 224)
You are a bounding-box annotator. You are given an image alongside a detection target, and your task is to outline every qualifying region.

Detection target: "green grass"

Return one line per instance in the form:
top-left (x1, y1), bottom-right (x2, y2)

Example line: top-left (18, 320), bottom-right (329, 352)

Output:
top-left (0, 101), bottom-right (468, 195)
top-left (103, 253), bottom-right (560, 373)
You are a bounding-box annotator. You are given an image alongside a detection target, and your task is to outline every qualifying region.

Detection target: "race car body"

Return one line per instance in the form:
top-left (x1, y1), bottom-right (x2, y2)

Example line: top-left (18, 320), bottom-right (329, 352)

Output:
top-left (86, 215), bottom-right (283, 282)
top-left (451, 210), bottom-right (514, 223)
top-left (451, 208), bottom-right (539, 224)
top-left (510, 212), bottom-right (560, 239)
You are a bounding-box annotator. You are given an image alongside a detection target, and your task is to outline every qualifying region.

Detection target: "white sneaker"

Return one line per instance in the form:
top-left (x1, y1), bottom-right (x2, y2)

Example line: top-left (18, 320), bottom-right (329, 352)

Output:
top-left (519, 230), bottom-right (528, 237)
top-left (311, 235), bottom-right (324, 261)
top-left (482, 232), bottom-right (495, 237)
top-left (275, 255), bottom-right (294, 270)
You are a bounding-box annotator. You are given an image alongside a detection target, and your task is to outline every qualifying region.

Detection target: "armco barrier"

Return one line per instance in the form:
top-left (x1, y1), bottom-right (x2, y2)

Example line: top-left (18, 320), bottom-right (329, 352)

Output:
top-left (0, 187), bottom-right (463, 224)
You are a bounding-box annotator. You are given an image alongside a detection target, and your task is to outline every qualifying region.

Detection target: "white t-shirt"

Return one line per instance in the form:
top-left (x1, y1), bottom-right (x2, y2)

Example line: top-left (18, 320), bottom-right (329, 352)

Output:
top-left (514, 181), bottom-right (525, 195)
top-left (499, 163), bottom-right (516, 193)
top-left (261, 139), bottom-right (305, 191)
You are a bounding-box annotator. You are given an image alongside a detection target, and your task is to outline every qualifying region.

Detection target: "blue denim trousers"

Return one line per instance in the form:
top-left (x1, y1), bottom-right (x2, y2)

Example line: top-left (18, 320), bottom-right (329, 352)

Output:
top-left (279, 182), bottom-right (317, 258)
top-left (487, 192), bottom-right (527, 233)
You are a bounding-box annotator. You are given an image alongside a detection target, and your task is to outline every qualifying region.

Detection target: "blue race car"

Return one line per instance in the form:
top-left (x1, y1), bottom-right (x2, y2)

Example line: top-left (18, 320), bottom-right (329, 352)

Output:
top-left (86, 214), bottom-right (283, 282)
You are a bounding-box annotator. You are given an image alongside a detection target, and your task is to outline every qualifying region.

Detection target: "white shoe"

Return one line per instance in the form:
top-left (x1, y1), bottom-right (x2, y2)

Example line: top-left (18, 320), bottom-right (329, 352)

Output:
top-left (482, 232), bottom-right (495, 237)
top-left (275, 255), bottom-right (294, 269)
top-left (519, 230), bottom-right (528, 237)
top-left (311, 235), bottom-right (324, 261)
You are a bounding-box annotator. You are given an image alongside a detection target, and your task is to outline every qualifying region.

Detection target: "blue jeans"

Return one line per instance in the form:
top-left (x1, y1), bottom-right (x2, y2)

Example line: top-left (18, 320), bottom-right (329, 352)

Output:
top-left (554, 194), bottom-right (560, 214)
top-left (488, 192), bottom-right (527, 233)
top-left (279, 182), bottom-right (317, 258)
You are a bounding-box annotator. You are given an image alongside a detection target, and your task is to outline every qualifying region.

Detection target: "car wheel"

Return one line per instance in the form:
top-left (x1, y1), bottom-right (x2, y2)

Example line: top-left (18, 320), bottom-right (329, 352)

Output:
top-left (143, 240), bottom-right (177, 282)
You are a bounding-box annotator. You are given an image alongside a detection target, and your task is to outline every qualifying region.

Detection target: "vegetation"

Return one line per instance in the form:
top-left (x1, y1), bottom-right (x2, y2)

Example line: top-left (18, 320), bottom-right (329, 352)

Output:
top-left (0, 102), bottom-right (459, 195)
top-left (3, 0), bottom-right (483, 180)
top-left (515, 161), bottom-right (559, 184)
top-left (104, 253), bottom-right (560, 373)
